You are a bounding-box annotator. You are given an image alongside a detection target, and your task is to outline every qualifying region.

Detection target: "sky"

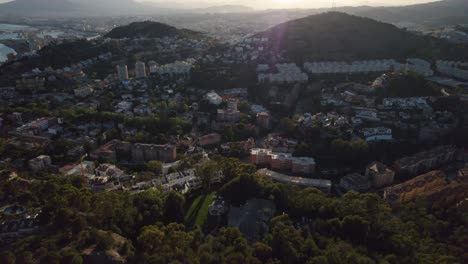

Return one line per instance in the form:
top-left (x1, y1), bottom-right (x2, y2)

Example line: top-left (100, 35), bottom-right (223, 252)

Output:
top-left (0, 0), bottom-right (439, 9)
top-left (138, 0), bottom-right (439, 9)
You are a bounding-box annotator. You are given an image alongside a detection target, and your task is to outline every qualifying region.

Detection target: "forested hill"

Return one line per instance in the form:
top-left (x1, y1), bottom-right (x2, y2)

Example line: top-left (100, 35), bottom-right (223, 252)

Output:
top-left (256, 12), bottom-right (464, 62)
top-left (105, 21), bottom-right (203, 39)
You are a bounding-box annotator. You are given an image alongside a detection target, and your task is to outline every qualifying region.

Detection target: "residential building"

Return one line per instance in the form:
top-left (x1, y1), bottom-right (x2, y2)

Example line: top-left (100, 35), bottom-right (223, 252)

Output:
top-left (205, 91), bottom-right (222, 105)
top-left (148, 60), bottom-right (159, 73)
top-left (116, 64), bottom-right (129, 81)
top-left (95, 164), bottom-right (125, 178)
top-left (217, 99), bottom-right (240, 122)
top-left (436, 60), bottom-right (468, 81)
top-left (251, 148), bottom-right (316, 175)
top-left (362, 127), bottom-right (393, 142)
top-left (257, 169), bottom-right (331, 193)
top-left (263, 135), bottom-right (297, 153)
top-left (258, 63), bottom-right (308, 84)
top-left (256, 112), bottom-right (270, 130)
top-left (16, 117), bottom-right (58, 135)
top-left (223, 88), bottom-right (248, 99)
top-left (394, 145), bottom-right (457, 176)
top-left (365, 161), bottom-right (395, 188)
top-left (221, 138), bottom-right (255, 155)
top-left (135, 61), bottom-right (147, 78)
top-left (199, 133), bottom-right (222, 146)
top-left (16, 77), bottom-right (45, 90)
top-left (0, 86), bottom-right (16, 100)
top-left (73, 86), bottom-right (93, 98)
top-left (162, 161), bottom-right (180, 176)
top-left (28, 155), bottom-right (51, 172)
top-left (91, 140), bottom-right (179, 163)
top-left (131, 143), bottom-right (177, 163)
top-left (250, 148), bottom-right (272, 166)
top-left (291, 157), bottom-right (316, 174)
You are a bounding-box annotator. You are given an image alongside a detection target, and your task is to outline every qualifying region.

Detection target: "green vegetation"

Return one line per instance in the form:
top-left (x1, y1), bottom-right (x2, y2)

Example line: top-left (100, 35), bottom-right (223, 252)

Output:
top-left (376, 72), bottom-right (440, 98)
top-left (0, 156), bottom-right (466, 263)
top-left (105, 21), bottom-right (203, 39)
top-left (184, 192), bottom-right (216, 227)
top-left (37, 39), bottom-right (118, 69)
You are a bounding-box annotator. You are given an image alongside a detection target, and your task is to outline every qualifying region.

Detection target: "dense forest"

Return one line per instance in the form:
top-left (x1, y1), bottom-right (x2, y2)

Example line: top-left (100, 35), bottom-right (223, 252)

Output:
top-left (104, 21), bottom-right (203, 40)
top-left (0, 156), bottom-right (466, 264)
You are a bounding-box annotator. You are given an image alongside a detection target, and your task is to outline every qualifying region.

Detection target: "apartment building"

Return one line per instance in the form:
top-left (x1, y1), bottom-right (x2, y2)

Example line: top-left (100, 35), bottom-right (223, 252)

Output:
top-left (116, 64), bottom-right (129, 81)
top-left (135, 61), bottom-right (147, 78)
top-left (250, 148), bottom-right (315, 175)
top-left (394, 145), bottom-right (457, 176)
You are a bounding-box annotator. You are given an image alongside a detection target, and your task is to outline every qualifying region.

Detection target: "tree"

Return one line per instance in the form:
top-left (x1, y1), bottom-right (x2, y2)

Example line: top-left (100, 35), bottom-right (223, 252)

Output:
top-left (195, 160), bottom-right (219, 189)
top-left (330, 139), bottom-right (369, 168)
top-left (254, 242), bottom-right (273, 262)
top-left (0, 251), bottom-right (15, 264)
top-left (147, 160), bottom-right (163, 175)
top-left (60, 249), bottom-right (83, 264)
top-left (220, 174), bottom-right (260, 206)
top-left (133, 189), bottom-right (164, 227)
top-left (278, 117), bottom-right (296, 137)
top-left (164, 191), bottom-right (185, 223)
top-left (270, 214), bottom-right (304, 263)
top-left (341, 215), bottom-right (369, 243)
top-left (223, 126), bottom-right (235, 141)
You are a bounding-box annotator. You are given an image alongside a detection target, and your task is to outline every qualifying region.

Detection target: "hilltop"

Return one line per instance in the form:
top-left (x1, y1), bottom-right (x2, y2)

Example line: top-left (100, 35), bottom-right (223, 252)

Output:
top-left (105, 21), bottom-right (203, 39)
top-left (257, 12), bottom-right (462, 62)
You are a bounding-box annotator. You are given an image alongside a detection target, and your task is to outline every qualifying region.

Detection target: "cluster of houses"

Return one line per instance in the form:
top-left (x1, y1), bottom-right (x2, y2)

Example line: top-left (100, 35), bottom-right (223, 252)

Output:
top-left (316, 76), bottom-right (459, 142)
top-left (303, 58), bottom-right (433, 76)
top-left (337, 145), bottom-right (467, 203)
top-left (15, 117), bottom-right (63, 137)
top-left (257, 63), bottom-right (309, 84)
top-left (203, 37), bottom-right (270, 64)
top-left (436, 60), bottom-right (468, 81)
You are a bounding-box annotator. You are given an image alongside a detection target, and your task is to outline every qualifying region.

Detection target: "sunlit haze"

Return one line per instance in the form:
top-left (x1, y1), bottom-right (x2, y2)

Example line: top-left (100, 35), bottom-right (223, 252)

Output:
top-left (139, 0), bottom-right (439, 9)
top-left (0, 0), bottom-right (440, 9)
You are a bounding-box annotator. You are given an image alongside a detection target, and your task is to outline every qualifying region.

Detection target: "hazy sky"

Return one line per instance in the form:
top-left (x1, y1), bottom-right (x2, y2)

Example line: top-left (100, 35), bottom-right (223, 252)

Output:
top-left (0, 0), bottom-right (439, 9)
top-left (139, 0), bottom-right (438, 9)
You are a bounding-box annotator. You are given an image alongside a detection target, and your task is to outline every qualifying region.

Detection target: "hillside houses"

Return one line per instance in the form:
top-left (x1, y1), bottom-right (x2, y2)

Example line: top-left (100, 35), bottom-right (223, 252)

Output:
top-left (303, 58), bottom-right (433, 76)
top-left (258, 63), bottom-right (308, 84)
top-left (436, 60), bottom-right (468, 80)
top-left (154, 59), bottom-right (195, 78)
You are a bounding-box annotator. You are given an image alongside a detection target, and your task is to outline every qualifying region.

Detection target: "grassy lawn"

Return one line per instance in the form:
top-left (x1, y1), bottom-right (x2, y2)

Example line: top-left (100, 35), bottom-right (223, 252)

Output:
top-left (184, 192), bottom-right (216, 227)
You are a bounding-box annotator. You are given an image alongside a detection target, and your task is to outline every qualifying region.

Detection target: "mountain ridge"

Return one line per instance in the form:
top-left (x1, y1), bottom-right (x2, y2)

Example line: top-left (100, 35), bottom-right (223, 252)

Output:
top-left (104, 21), bottom-right (203, 39)
top-left (256, 12), bottom-right (464, 62)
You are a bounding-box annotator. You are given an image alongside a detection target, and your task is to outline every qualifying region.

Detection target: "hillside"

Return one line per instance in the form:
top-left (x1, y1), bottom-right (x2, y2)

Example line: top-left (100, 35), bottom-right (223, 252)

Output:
top-left (257, 12), bottom-right (464, 62)
top-left (105, 21), bottom-right (202, 39)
